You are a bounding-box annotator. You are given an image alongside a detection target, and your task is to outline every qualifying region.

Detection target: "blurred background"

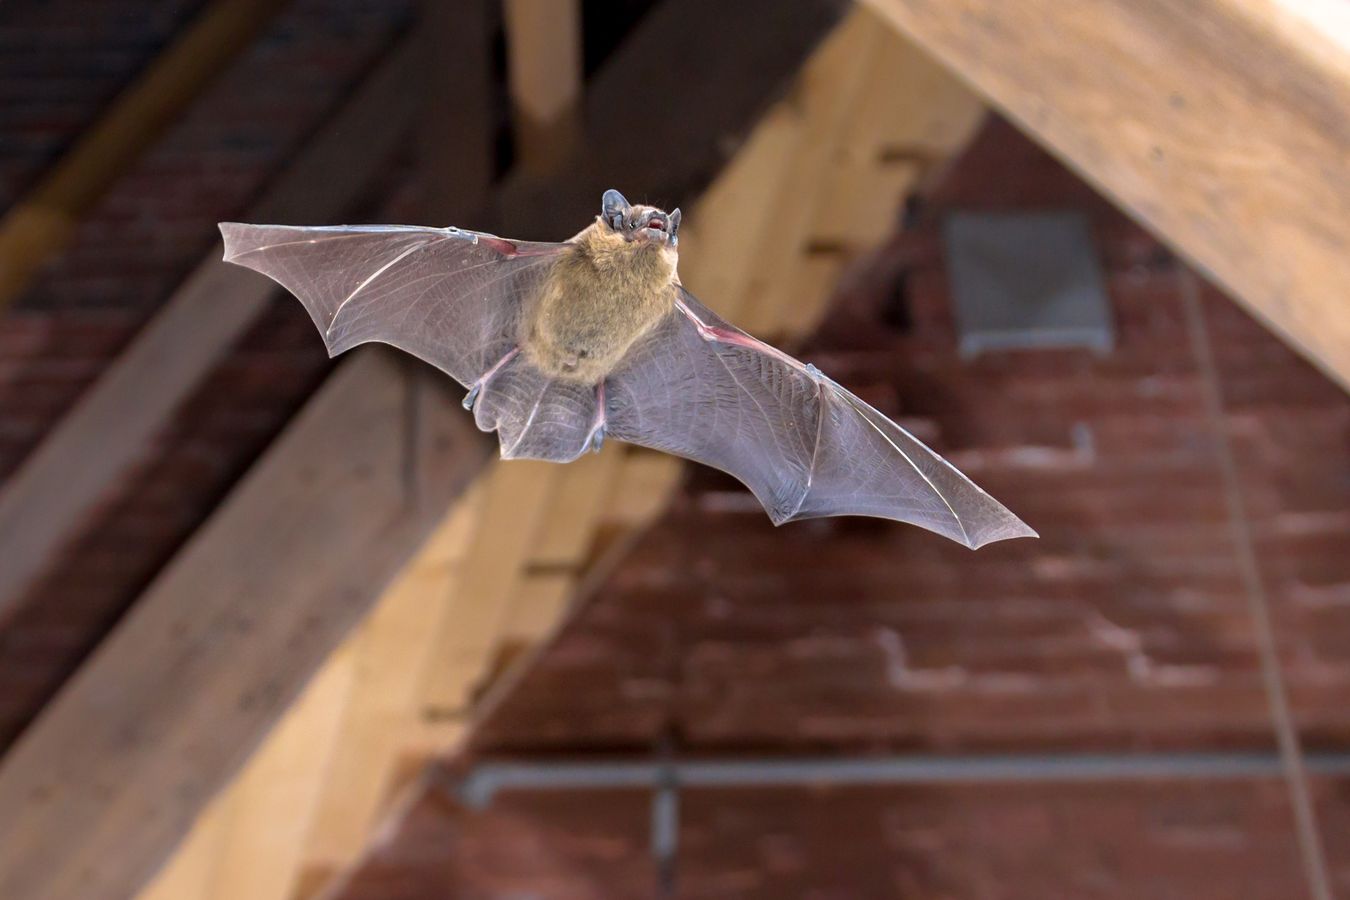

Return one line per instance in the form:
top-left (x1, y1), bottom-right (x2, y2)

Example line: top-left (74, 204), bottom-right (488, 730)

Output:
top-left (0, 1), bottom-right (1347, 898)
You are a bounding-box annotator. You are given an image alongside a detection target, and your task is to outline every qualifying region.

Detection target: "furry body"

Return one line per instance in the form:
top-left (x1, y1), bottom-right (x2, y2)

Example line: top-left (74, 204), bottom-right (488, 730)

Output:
top-left (522, 216), bottom-right (677, 383)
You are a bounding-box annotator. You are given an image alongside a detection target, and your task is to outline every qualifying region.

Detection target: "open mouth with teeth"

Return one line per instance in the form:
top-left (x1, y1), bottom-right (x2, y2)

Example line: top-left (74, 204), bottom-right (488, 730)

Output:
top-left (631, 220), bottom-right (668, 243)
top-left (636, 213), bottom-right (670, 241)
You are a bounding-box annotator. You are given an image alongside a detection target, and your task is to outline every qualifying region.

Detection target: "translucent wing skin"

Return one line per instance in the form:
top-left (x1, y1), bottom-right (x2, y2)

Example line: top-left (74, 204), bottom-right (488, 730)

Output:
top-left (220, 222), bottom-right (1034, 546)
top-left (219, 223), bottom-right (600, 462)
top-left (219, 223), bottom-right (555, 383)
top-left (605, 287), bottom-right (1036, 549)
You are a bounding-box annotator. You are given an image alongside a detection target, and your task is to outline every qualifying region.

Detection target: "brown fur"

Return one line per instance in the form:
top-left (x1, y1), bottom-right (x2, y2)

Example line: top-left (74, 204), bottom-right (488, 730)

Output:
top-left (522, 215), bottom-right (678, 382)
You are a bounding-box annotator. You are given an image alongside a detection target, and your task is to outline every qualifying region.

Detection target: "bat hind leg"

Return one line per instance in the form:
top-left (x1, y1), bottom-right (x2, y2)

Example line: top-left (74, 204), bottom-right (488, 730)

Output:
top-left (462, 347), bottom-right (520, 411)
top-left (587, 381), bottom-right (607, 453)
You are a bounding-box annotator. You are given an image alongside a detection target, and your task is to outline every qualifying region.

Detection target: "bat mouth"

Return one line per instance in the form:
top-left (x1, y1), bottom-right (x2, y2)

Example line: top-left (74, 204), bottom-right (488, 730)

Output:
top-left (634, 212), bottom-right (672, 243)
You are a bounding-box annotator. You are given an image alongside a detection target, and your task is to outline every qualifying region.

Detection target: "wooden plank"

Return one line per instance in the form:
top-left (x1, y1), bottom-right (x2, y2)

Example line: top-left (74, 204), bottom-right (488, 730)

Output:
top-left (199, 646), bottom-right (356, 900)
top-left (736, 13), bottom-right (883, 334)
top-left (864, 0), bottom-right (1350, 391)
top-left (0, 38), bottom-right (421, 628)
top-left (417, 461), bottom-right (563, 717)
top-left (136, 792), bottom-right (233, 900)
top-left (675, 102), bottom-right (804, 323)
top-left (529, 450), bottom-right (622, 567)
top-left (761, 12), bottom-right (986, 338)
top-left (0, 351), bottom-right (494, 900)
top-left (292, 449), bottom-right (635, 895)
top-left (141, 641), bottom-right (363, 900)
top-left (503, 0), bottom-right (583, 172)
top-left (811, 23), bottom-right (985, 247)
top-left (287, 491), bottom-right (484, 893)
top-left (0, 0), bottom-right (286, 310)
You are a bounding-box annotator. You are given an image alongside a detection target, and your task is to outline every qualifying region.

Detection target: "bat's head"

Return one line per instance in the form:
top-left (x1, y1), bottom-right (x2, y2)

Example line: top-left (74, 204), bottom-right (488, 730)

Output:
top-left (600, 189), bottom-right (681, 250)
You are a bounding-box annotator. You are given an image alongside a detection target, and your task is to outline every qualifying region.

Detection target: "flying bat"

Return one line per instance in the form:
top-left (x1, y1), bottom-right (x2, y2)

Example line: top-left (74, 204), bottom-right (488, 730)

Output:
top-left (219, 190), bottom-right (1035, 548)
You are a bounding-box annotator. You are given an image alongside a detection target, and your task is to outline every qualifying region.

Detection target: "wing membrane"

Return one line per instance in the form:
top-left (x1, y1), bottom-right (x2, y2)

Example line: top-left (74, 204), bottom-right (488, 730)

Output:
top-left (219, 223), bottom-right (561, 388)
top-left (606, 288), bottom-right (1035, 548)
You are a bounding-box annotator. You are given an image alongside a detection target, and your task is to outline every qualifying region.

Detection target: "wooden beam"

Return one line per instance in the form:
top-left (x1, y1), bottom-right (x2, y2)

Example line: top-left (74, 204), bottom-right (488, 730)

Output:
top-left (182, 644), bottom-right (355, 900)
top-left (0, 39), bottom-right (421, 627)
top-left (285, 490), bottom-right (487, 896)
top-left (0, 351), bottom-right (493, 900)
top-left (0, 0), bottom-right (286, 311)
top-left (503, 0), bottom-right (583, 173)
top-left (863, 0), bottom-right (1350, 391)
top-left (140, 486), bottom-right (488, 900)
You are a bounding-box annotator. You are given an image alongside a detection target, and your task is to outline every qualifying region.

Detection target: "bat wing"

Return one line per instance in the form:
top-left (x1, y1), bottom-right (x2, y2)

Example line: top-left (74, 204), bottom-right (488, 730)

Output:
top-left (604, 287), bottom-right (1036, 548)
top-left (219, 222), bottom-right (602, 462)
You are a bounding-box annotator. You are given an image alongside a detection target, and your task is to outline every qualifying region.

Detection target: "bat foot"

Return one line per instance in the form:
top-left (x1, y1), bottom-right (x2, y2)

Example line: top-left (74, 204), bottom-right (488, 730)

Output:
top-left (462, 347), bottom-right (521, 412)
top-left (588, 381), bottom-right (607, 453)
top-left (461, 383), bottom-right (481, 411)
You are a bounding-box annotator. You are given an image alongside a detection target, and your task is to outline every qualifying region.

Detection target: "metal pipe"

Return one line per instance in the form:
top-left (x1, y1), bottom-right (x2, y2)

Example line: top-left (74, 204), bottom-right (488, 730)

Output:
top-left (456, 751), bottom-right (1350, 809)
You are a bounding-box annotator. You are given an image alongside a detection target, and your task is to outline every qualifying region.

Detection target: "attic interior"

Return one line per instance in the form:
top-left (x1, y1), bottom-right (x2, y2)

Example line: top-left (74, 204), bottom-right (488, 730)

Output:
top-left (0, 1), bottom-right (1347, 898)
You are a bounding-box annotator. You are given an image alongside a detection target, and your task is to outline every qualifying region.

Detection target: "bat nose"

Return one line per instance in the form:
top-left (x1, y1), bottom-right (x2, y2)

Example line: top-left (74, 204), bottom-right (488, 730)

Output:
top-left (645, 212), bottom-right (668, 231)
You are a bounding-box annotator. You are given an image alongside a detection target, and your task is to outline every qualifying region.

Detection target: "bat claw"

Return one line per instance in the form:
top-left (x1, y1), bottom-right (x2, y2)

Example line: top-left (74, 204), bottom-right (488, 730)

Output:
top-left (588, 426), bottom-right (605, 453)
top-left (461, 384), bottom-right (481, 411)
top-left (805, 363), bottom-right (824, 379)
top-left (462, 348), bottom-right (520, 412)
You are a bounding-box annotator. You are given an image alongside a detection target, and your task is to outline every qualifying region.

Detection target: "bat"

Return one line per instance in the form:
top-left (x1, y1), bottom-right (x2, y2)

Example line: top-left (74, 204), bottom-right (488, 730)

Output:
top-left (219, 189), bottom-right (1035, 548)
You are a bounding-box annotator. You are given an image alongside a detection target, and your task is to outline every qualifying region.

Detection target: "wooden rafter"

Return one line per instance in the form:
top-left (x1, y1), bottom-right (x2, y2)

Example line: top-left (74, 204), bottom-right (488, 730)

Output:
top-left (135, 11), bottom-right (988, 900)
top-left (864, 0), bottom-right (1350, 391)
top-left (0, 0), bottom-right (286, 311)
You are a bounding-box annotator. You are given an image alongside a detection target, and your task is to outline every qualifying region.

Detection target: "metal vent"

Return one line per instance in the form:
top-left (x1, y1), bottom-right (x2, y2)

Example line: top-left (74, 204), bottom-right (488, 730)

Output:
top-left (943, 212), bottom-right (1114, 357)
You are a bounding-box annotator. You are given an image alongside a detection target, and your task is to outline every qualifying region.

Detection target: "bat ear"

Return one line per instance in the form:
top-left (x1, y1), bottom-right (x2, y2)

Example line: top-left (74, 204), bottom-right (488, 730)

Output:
top-left (668, 208), bottom-right (682, 235)
top-left (602, 189), bottom-right (629, 220)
